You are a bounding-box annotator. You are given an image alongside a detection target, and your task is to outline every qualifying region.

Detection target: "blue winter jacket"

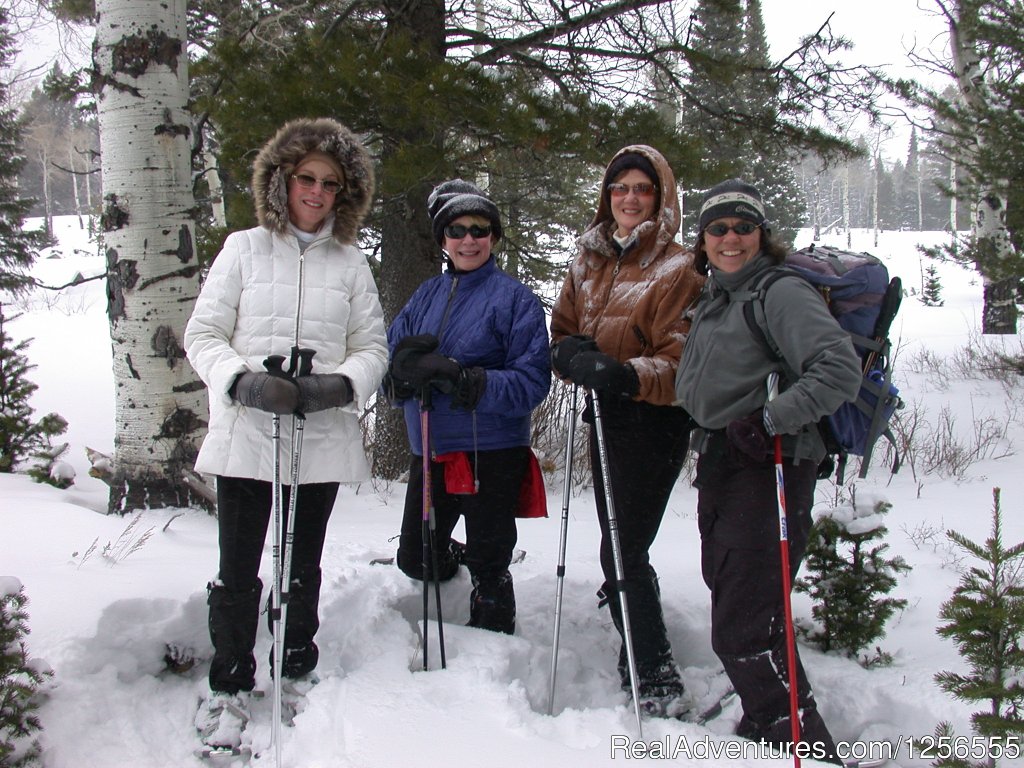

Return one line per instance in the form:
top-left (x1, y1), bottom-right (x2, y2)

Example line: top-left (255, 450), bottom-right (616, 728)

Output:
top-left (387, 257), bottom-right (551, 456)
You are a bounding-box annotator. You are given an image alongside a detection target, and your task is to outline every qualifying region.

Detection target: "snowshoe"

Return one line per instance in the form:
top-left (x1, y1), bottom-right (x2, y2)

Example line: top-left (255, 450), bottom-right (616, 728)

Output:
top-left (371, 545), bottom-right (526, 567)
top-left (195, 691), bottom-right (251, 754)
top-left (281, 673), bottom-right (319, 726)
top-left (637, 692), bottom-right (694, 720)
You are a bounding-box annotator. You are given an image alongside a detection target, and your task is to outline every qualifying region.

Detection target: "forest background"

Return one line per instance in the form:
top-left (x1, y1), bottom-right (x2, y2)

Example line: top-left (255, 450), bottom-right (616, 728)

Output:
top-left (2, 0), bottom-right (1023, 515)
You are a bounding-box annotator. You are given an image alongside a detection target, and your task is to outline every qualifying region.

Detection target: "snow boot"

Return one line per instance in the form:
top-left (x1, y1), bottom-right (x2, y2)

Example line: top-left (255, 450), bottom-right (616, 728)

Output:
top-left (467, 571), bottom-right (515, 634)
top-left (599, 570), bottom-right (690, 719)
top-left (396, 538), bottom-right (463, 582)
top-left (195, 691), bottom-right (251, 751)
top-left (266, 567), bottom-right (322, 680)
top-left (207, 581), bottom-right (261, 694)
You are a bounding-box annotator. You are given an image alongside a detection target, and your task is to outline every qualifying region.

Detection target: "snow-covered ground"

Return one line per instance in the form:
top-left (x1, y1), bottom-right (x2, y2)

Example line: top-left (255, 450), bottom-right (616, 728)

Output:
top-left (3, 216), bottom-right (1023, 767)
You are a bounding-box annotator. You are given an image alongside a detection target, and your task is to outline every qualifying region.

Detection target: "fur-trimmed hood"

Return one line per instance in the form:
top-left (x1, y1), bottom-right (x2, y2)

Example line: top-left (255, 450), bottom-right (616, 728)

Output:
top-left (252, 118), bottom-right (374, 244)
top-left (578, 144), bottom-right (681, 265)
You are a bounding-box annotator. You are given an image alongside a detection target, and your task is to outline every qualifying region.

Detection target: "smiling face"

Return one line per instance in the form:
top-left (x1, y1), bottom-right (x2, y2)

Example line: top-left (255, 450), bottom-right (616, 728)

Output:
top-left (609, 168), bottom-right (657, 237)
top-left (703, 217), bottom-right (763, 273)
top-left (286, 156), bottom-right (340, 233)
top-left (443, 214), bottom-right (493, 272)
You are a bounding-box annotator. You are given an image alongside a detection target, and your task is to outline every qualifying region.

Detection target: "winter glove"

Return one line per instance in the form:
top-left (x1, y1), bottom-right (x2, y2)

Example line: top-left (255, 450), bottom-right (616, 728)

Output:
top-left (396, 352), bottom-right (463, 393)
top-left (296, 373), bottom-right (353, 413)
top-left (566, 351), bottom-right (639, 397)
top-left (451, 367), bottom-right (486, 410)
top-left (389, 334), bottom-right (440, 388)
top-left (725, 410), bottom-right (773, 463)
top-left (381, 371), bottom-right (416, 403)
top-left (230, 372), bottom-right (300, 415)
top-left (550, 334), bottom-right (598, 379)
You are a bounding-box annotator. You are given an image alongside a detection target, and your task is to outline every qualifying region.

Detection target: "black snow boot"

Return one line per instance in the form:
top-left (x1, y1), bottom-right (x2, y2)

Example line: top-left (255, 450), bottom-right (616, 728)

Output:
top-left (599, 571), bottom-right (687, 717)
top-left (266, 567), bottom-right (322, 679)
top-left (467, 571), bottom-right (515, 634)
top-left (396, 538), bottom-right (463, 582)
top-left (208, 580), bottom-right (262, 694)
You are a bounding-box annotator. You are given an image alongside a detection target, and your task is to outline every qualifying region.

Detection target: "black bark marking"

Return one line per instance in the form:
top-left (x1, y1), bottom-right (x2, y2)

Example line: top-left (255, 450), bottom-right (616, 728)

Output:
top-left (101, 194), bottom-right (129, 232)
top-left (151, 324), bottom-right (184, 368)
top-left (138, 264), bottom-right (201, 291)
top-left (155, 107), bottom-right (190, 140)
top-left (158, 408), bottom-right (205, 439)
top-left (111, 29), bottom-right (183, 78)
top-left (125, 353), bottom-right (140, 379)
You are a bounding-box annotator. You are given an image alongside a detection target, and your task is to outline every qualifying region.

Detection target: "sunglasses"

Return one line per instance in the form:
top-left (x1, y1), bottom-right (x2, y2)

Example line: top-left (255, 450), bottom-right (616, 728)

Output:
top-left (607, 182), bottom-right (657, 198)
top-left (704, 221), bottom-right (759, 237)
top-left (444, 224), bottom-right (492, 240)
top-left (292, 174), bottom-right (342, 194)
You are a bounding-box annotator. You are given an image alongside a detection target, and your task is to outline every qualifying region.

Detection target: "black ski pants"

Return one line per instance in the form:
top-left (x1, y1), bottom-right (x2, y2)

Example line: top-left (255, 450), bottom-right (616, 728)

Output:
top-left (696, 437), bottom-right (837, 759)
top-left (588, 397), bottom-right (691, 683)
top-left (208, 475), bottom-right (338, 694)
top-left (396, 446), bottom-right (526, 586)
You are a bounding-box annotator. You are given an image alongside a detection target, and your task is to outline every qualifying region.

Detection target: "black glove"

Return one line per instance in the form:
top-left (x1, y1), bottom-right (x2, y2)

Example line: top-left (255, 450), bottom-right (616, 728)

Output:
top-left (726, 411), bottom-right (773, 463)
top-left (381, 371), bottom-right (416, 403)
top-left (566, 351), bottom-right (639, 397)
top-left (390, 334), bottom-right (439, 386)
top-left (451, 367), bottom-right (486, 410)
top-left (231, 372), bottom-right (300, 415)
top-left (551, 334), bottom-right (598, 378)
top-left (397, 352), bottom-right (462, 392)
top-left (296, 373), bottom-right (353, 412)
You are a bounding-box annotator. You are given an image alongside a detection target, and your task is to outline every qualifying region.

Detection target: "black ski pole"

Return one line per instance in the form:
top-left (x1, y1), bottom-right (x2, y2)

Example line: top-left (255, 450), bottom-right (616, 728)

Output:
top-left (419, 385), bottom-right (446, 670)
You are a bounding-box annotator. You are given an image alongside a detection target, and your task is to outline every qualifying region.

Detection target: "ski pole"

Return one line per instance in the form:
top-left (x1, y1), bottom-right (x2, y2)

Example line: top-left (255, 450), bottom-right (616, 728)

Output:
top-left (262, 354), bottom-right (288, 768)
top-left (419, 385), bottom-right (446, 670)
top-left (591, 390), bottom-right (643, 738)
top-left (547, 384), bottom-right (578, 715)
top-left (766, 372), bottom-right (801, 768)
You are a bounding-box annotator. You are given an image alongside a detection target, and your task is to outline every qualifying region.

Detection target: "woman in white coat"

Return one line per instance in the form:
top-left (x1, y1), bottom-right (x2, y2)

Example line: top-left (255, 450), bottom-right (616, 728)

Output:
top-left (184, 118), bottom-right (386, 750)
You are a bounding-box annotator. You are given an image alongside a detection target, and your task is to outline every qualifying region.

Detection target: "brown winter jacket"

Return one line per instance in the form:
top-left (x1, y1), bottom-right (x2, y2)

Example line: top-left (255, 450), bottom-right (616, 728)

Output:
top-left (550, 145), bottom-right (704, 406)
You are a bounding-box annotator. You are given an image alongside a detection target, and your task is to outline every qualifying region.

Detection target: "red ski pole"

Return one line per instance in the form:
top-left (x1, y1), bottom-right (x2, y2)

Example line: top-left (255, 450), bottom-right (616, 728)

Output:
top-left (767, 373), bottom-right (801, 768)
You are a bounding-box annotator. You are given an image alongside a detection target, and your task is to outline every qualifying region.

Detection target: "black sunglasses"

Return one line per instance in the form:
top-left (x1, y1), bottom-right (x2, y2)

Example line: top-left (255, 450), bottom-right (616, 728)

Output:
top-left (292, 174), bottom-right (342, 194)
top-left (444, 224), bottom-right (492, 240)
top-left (704, 221), bottom-right (759, 237)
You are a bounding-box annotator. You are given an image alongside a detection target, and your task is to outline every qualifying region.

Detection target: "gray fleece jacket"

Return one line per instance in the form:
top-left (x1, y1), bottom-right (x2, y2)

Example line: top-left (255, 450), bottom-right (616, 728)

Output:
top-left (675, 253), bottom-right (861, 463)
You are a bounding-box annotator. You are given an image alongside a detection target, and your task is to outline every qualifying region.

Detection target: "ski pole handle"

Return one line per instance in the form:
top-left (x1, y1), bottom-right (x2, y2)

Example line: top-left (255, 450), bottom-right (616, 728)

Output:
top-left (263, 355), bottom-right (288, 378)
top-left (296, 348), bottom-right (316, 378)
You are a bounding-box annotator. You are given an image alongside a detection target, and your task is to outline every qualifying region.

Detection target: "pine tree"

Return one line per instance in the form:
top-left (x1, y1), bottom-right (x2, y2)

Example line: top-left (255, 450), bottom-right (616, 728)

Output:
top-left (0, 8), bottom-right (50, 297)
top-left (795, 497), bottom-right (910, 665)
top-left (0, 580), bottom-right (50, 767)
top-left (0, 304), bottom-right (68, 478)
top-left (922, 262), bottom-right (945, 307)
top-left (679, 0), bottom-right (806, 245)
top-left (935, 488), bottom-right (1024, 752)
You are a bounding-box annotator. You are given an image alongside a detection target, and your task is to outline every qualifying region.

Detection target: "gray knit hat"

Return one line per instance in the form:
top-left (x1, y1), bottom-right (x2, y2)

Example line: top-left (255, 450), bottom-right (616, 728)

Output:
top-left (428, 179), bottom-right (503, 245)
top-left (698, 178), bottom-right (766, 232)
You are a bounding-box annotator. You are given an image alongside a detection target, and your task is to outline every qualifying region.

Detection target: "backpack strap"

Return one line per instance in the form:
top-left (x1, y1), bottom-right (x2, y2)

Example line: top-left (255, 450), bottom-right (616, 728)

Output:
top-left (737, 267), bottom-right (801, 381)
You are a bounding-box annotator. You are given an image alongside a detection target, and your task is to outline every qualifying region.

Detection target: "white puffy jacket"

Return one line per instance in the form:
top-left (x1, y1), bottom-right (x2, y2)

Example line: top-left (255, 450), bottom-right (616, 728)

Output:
top-left (184, 222), bottom-right (387, 484)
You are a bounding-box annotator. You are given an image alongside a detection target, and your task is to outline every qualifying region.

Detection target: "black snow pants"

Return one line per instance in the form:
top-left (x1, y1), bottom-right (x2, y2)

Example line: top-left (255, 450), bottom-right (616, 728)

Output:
top-left (208, 475), bottom-right (338, 694)
top-left (396, 446), bottom-right (528, 634)
top-left (587, 396), bottom-right (691, 691)
top-left (695, 434), bottom-right (838, 763)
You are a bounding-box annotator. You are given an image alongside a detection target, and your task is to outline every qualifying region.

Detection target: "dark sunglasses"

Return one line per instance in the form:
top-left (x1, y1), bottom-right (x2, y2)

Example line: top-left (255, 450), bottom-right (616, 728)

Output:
top-left (704, 221), bottom-right (759, 237)
top-left (292, 174), bottom-right (342, 194)
top-left (607, 182), bottom-right (657, 198)
top-left (444, 223), bottom-right (492, 240)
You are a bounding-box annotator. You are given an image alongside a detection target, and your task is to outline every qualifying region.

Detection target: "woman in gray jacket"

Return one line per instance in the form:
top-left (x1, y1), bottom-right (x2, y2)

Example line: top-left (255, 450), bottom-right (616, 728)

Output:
top-left (676, 179), bottom-right (859, 763)
top-left (184, 118), bottom-right (387, 751)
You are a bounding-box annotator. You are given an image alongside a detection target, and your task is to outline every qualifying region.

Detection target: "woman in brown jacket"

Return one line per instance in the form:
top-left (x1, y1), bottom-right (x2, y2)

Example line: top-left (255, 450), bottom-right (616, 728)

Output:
top-left (550, 145), bottom-right (703, 717)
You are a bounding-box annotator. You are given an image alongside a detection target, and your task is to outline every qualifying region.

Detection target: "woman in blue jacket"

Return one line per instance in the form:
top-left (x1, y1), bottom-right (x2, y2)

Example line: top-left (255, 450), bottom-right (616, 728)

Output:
top-left (385, 179), bottom-right (550, 634)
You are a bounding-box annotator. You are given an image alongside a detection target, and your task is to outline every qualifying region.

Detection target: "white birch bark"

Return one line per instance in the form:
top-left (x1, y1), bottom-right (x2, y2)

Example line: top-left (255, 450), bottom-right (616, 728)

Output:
top-left (95, 0), bottom-right (208, 512)
top-left (949, 0), bottom-right (1016, 333)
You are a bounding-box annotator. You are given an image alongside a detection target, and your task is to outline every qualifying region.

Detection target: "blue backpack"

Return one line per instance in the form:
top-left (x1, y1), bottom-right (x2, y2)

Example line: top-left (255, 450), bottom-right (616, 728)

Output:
top-left (743, 244), bottom-right (904, 483)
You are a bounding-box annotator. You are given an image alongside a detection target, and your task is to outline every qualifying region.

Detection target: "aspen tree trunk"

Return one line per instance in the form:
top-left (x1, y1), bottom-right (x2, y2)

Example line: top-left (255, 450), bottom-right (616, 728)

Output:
top-left (949, 0), bottom-right (1017, 333)
top-left (95, 0), bottom-right (209, 513)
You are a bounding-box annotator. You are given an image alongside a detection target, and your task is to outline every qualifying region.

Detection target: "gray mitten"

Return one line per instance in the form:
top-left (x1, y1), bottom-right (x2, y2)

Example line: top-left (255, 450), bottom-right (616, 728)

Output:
top-left (231, 372), bottom-right (300, 415)
top-left (296, 374), bottom-right (353, 412)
